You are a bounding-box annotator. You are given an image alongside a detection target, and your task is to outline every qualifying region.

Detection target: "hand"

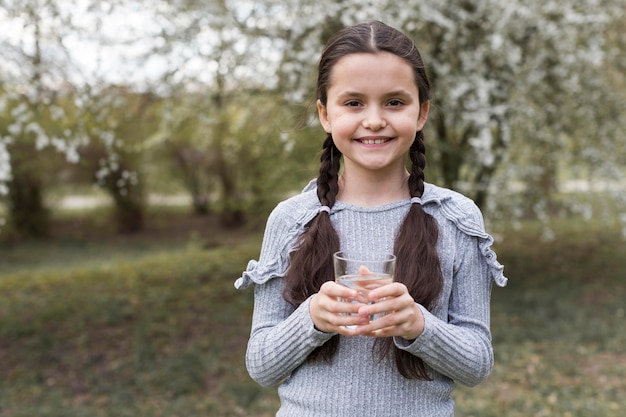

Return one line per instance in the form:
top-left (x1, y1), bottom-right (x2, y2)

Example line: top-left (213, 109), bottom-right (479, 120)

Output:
top-left (353, 282), bottom-right (425, 340)
top-left (309, 281), bottom-right (370, 335)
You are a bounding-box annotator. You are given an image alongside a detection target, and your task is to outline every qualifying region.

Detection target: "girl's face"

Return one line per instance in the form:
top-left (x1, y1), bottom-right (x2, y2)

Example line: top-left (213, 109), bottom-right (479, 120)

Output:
top-left (317, 52), bottom-right (429, 179)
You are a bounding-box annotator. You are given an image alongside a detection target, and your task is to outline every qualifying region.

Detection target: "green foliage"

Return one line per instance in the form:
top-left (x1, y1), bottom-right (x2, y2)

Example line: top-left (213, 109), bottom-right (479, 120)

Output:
top-left (154, 87), bottom-right (321, 223)
top-left (79, 88), bottom-right (164, 233)
top-left (0, 90), bottom-right (78, 237)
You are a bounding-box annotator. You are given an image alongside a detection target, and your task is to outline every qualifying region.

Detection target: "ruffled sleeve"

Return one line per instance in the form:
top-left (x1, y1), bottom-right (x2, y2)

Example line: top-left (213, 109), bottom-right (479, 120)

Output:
top-left (233, 206), bottom-right (294, 289)
top-left (234, 187), bottom-right (322, 290)
top-left (423, 184), bottom-right (507, 287)
top-left (235, 259), bottom-right (283, 290)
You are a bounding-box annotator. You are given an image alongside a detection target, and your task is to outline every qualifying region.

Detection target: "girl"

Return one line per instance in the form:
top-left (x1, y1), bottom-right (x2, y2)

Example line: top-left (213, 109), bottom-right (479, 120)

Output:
top-left (235, 20), bottom-right (507, 417)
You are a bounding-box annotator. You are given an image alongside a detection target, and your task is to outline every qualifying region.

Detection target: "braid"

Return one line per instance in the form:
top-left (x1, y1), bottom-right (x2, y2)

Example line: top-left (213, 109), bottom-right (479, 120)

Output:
top-left (399, 130), bottom-right (441, 311)
top-left (283, 134), bottom-right (341, 306)
top-left (375, 130), bottom-right (444, 380)
top-left (284, 133), bottom-right (342, 361)
top-left (317, 134), bottom-right (341, 207)
top-left (408, 131), bottom-right (426, 198)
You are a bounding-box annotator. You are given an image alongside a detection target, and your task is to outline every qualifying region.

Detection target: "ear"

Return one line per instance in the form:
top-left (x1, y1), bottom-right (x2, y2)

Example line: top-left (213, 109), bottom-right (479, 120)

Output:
top-left (317, 99), bottom-right (331, 133)
top-left (416, 101), bottom-right (430, 131)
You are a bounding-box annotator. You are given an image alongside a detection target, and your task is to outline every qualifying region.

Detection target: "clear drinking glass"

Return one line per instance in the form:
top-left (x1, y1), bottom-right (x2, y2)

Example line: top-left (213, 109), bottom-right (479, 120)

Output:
top-left (333, 251), bottom-right (396, 329)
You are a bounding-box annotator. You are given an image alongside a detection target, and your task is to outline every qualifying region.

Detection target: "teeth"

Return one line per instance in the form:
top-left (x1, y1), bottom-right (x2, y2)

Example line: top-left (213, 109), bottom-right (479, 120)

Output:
top-left (362, 138), bottom-right (387, 144)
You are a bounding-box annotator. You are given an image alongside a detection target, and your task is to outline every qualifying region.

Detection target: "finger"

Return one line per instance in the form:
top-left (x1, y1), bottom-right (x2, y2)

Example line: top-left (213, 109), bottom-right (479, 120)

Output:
top-left (357, 304), bottom-right (424, 339)
top-left (315, 292), bottom-right (362, 316)
top-left (320, 308), bottom-right (369, 336)
top-left (356, 294), bottom-right (410, 319)
top-left (312, 289), bottom-right (370, 335)
top-left (334, 298), bottom-right (365, 314)
top-left (367, 282), bottom-right (407, 302)
top-left (355, 318), bottom-right (396, 337)
top-left (356, 318), bottom-right (411, 338)
top-left (336, 315), bottom-right (371, 333)
top-left (321, 281), bottom-right (359, 301)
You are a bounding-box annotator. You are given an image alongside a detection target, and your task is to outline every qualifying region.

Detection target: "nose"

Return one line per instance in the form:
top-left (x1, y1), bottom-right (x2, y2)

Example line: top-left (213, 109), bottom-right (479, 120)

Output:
top-left (362, 106), bottom-right (386, 131)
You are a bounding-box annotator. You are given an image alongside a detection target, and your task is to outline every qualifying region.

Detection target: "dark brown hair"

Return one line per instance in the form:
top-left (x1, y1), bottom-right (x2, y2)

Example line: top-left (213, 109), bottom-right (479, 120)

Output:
top-left (284, 21), bottom-right (443, 380)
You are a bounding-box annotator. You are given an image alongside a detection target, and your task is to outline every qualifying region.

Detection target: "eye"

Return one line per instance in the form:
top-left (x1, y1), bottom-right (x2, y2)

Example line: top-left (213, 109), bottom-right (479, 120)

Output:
top-left (387, 99), bottom-right (404, 107)
top-left (344, 100), bottom-right (362, 107)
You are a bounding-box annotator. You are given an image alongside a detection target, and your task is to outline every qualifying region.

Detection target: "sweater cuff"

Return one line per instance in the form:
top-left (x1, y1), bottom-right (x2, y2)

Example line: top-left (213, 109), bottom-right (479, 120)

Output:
top-left (394, 304), bottom-right (435, 351)
top-left (302, 296), bottom-right (338, 342)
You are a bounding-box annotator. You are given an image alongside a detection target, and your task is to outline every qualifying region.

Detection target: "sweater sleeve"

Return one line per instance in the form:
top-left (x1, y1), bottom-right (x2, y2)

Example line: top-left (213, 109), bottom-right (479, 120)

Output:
top-left (394, 198), bottom-right (502, 387)
top-left (234, 190), bottom-right (320, 290)
top-left (235, 197), bottom-right (335, 386)
top-left (246, 280), bottom-right (335, 387)
top-left (395, 231), bottom-right (494, 386)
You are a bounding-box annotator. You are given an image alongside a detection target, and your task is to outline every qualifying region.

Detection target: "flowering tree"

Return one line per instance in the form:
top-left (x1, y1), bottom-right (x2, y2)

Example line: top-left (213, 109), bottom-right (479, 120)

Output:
top-left (0, 0), bottom-right (161, 235)
top-left (0, 0), bottom-right (91, 236)
top-left (1, 0), bottom-right (624, 237)
top-left (143, 0), bottom-right (307, 223)
top-left (265, 0), bottom-right (626, 231)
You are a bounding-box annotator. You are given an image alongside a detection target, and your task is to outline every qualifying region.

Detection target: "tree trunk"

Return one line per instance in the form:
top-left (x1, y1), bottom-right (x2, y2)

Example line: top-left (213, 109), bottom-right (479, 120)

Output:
top-left (215, 153), bottom-right (245, 227)
top-left (6, 143), bottom-right (50, 238)
top-left (104, 168), bottom-right (144, 234)
top-left (7, 170), bottom-right (49, 238)
top-left (435, 114), bottom-right (463, 190)
top-left (170, 146), bottom-right (211, 215)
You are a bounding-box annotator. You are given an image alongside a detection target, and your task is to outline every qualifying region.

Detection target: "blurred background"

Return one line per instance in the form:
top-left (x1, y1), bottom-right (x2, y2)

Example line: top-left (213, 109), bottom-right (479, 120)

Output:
top-left (0, 0), bottom-right (624, 416)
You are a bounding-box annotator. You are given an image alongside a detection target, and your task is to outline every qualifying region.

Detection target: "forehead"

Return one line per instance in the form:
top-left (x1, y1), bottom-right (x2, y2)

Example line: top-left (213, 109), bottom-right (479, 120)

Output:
top-left (328, 52), bottom-right (417, 93)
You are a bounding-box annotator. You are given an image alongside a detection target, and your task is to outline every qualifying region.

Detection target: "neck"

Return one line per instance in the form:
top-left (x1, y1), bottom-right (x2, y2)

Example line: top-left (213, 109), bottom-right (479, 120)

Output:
top-left (337, 168), bottom-right (410, 207)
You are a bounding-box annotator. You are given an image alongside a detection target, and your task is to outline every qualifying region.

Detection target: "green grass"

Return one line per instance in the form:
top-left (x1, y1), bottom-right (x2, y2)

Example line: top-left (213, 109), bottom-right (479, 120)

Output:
top-left (454, 219), bottom-right (626, 417)
top-left (0, 238), bottom-right (273, 416)
top-left (1, 211), bottom-right (625, 416)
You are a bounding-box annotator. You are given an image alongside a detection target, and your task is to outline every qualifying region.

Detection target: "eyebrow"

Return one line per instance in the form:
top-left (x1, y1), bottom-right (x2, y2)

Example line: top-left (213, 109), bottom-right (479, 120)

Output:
top-left (336, 90), bottom-right (414, 100)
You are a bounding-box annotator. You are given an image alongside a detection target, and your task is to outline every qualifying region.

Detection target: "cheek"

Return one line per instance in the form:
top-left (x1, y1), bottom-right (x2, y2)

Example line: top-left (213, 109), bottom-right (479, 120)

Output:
top-left (392, 115), bottom-right (420, 135)
top-left (332, 123), bottom-right (355, 138)
top-left (327, 113), bottom-right (357, 137)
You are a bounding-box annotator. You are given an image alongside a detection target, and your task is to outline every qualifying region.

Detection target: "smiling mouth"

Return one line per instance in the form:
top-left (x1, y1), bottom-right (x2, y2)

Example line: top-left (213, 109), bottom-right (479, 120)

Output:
top-left (358, 138), bottom-right (390, 145)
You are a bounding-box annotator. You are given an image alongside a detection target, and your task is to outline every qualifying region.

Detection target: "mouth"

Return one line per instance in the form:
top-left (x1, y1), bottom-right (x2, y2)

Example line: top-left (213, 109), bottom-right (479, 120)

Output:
top-left (357, 137), bottom-right (391, 145)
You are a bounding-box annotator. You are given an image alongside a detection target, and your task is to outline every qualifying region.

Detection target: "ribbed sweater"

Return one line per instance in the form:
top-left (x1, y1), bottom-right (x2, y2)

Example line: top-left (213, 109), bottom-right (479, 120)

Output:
top-left (235, 181), bottom-right (507, 417)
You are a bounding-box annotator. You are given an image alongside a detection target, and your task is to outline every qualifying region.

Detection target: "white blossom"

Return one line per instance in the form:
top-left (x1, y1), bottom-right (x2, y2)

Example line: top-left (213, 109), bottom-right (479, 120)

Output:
top-left (36, 134), bottom-right (50, 150)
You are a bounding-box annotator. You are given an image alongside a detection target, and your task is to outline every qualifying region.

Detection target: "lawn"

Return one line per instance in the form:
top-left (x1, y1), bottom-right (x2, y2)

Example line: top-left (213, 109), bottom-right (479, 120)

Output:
top-left (0, 209), bottom-right (625, 416)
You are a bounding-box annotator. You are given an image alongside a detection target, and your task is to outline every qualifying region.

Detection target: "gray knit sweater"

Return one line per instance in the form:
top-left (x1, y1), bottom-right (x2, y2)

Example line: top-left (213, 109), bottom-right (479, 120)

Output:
top-left (235, 181), bottom-right (507, 417)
